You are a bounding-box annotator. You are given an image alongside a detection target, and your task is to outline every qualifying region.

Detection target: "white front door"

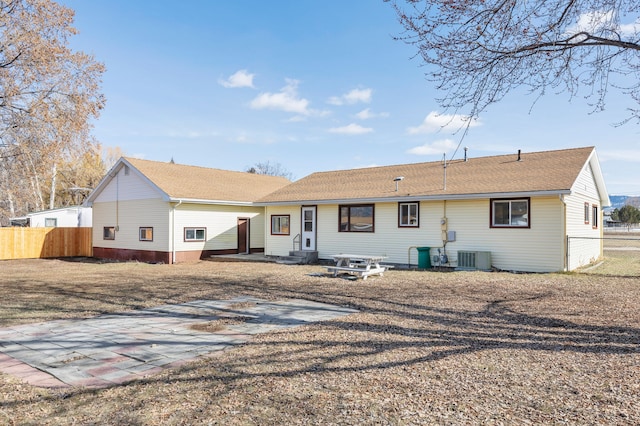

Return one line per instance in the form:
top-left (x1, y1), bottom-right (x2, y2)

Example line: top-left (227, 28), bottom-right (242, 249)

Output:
top-left (301, 206), bottom-right (317, 251)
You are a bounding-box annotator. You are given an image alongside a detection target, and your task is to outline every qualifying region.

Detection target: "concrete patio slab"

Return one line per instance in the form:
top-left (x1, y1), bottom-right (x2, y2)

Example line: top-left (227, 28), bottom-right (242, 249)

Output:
top-left (0, 297), bottom-right (357, 389)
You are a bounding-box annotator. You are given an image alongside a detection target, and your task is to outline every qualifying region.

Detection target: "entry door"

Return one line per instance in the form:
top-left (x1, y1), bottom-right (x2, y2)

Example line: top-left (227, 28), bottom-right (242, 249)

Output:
top-left (301, 206), bottom-right (317, 251)
top-left (237, 218), bottom-right (249, 254)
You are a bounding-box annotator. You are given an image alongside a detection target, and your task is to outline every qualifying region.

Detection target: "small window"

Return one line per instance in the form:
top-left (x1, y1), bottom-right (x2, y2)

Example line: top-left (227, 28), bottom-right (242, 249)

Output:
top-left (184, 227), bottom-right (206, 241)
top-left (139, 227), bottom-right (153, 241)
top-left (44, 218), bottom-right (57, 227)
top-left (491, 198), bottom-right (530, 228)
top-left (592, 205), bottom-right (598, 229)
top-left (271, 215), bottom-right (290, 235)
top-left (584, 202), bottom-right (590, 224)
top-left (399, 202), bottom-right (419, 227)
top-left (103, 226), bottom-right (115, 240)
top-left (339, 204), bottom-right (374, 232)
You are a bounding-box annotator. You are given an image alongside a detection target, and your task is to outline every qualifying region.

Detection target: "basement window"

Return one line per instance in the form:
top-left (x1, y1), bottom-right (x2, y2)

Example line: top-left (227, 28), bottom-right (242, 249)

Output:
top-left (491, 198), bottom-right (530, 228)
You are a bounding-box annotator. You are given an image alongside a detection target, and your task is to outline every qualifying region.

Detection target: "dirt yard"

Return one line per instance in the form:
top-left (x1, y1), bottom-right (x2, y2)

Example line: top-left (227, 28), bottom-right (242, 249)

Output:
top-left (0, 257), bottom-right (638, 425)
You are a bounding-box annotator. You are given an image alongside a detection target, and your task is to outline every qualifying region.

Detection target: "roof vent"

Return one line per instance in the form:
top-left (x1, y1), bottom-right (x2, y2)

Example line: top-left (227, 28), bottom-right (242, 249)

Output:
top-left (393, 176), bottom-right (404, 192)
top-left (517, 149), bottom-right (522, 161)
top-left (464, 147), bottom-right (468, 162)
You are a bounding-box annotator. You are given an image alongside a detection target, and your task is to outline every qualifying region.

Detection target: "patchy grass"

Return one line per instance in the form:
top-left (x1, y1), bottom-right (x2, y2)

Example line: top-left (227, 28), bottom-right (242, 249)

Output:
top-left (0, 257), bottom-right (638, 425)
top-left (582, 232), bottom-right (640, 276)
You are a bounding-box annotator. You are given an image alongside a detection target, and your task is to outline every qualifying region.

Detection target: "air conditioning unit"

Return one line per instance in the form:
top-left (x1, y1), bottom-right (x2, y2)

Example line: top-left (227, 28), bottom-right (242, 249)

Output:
top-left (457, 251), bottom-right (491, 271)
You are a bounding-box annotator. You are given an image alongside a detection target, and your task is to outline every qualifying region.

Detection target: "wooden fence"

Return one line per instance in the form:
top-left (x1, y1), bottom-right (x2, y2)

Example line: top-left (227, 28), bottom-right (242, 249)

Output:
top-left (0, 227), bottom-right (92, 260)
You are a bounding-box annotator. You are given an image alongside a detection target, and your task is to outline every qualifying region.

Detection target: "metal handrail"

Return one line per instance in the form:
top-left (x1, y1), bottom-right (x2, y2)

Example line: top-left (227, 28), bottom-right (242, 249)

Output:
top-left (292, 233), bottom-right (301, 251)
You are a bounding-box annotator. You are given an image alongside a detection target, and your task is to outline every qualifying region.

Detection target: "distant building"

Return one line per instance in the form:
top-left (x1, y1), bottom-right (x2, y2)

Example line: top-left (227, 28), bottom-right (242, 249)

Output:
top-left (10, 206), bottom-right (92, 228)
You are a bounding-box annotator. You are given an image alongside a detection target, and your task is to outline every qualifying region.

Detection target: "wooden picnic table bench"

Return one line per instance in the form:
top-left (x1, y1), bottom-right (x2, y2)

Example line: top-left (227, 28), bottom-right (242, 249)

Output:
top-left (327, 254), bottom-right (388, 280)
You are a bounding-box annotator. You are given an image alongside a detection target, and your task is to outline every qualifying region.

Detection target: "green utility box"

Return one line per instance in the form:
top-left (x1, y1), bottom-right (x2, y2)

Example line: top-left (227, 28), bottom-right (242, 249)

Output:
top-left (416, 247), bottom-right (431, 269)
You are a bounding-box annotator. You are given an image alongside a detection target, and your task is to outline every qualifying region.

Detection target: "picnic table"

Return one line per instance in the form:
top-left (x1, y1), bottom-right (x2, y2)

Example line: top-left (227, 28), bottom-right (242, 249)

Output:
top-left (327, 254), bottom-right (388, 280)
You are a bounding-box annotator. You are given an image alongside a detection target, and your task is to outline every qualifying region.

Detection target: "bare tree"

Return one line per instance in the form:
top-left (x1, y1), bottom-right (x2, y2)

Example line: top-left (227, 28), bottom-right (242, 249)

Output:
top-left (389, 1), bottom-right (640, 125)
top-left (246, 161), bottom-right (293, 180)
top-left (0, 0), bottom-right (105, 225)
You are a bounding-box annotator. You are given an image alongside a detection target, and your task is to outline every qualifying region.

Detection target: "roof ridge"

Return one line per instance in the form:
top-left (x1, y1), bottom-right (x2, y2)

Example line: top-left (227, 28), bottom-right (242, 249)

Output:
top-left (305, 146), bottom-right (595, 176)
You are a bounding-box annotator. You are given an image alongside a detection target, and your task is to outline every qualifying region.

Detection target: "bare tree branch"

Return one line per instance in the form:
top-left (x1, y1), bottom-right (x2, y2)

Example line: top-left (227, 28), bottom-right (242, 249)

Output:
top-left (389, 0), bottom-right (640, 123)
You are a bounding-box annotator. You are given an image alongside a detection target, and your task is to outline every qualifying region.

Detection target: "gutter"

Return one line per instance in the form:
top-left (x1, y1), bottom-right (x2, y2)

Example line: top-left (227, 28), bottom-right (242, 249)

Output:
top-left (255, 189), bottom-right (573, 206)
top-left (559, 194), bottom-right (568, 271)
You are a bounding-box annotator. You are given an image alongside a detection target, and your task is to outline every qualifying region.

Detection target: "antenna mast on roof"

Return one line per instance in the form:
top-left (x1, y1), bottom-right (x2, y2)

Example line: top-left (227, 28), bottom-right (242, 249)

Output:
top-left (442, 153), bottom-right (447, 191)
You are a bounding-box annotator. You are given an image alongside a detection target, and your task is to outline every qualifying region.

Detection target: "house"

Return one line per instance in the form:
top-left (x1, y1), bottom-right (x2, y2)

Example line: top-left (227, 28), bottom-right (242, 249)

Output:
top-left (84, 157), bottom-right (290, 263)
top-left (256, 146), bottom-right (610, 273)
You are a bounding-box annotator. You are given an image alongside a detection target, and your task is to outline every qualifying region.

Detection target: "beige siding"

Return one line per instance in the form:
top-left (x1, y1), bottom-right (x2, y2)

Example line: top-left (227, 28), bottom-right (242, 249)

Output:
top-left (173, 204), bottom-right (264, 252)
top-left (565, 163), bottom-right (603, 270)
top-left (264, 206), bottom-right (300, 256)
top-left (265, 197), bottom-right (568, 272)
top-left (94, 166), bottom-right (159, 202)
top-left (92, 198), bottom-right (171, 251)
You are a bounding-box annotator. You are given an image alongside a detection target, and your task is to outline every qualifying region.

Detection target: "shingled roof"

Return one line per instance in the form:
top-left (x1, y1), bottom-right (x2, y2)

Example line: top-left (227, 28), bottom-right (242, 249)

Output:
top-left (258, 146), bottom-right (606, 204)
top-left (111, 158), bottom-right (290, 203)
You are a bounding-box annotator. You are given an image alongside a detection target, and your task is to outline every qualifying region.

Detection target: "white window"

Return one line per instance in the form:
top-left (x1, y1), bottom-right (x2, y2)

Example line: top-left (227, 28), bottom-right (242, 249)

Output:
top-left (184, 227), bottom-right (206, 241)
top-left (44, 218), bottom-right (57, 227)
top-left (399, 202), bottom-right (419, 227)
top-left (491, 198), bottom-right (530, 228)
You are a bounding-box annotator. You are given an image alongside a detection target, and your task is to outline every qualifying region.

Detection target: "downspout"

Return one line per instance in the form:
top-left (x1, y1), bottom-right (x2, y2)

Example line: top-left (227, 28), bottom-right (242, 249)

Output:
top-left (599, 201), bottom-right (604, 260)
top-left (172, 200), bottom-right (183, 264)
top-left (559, 195), bottom-right (567, 271)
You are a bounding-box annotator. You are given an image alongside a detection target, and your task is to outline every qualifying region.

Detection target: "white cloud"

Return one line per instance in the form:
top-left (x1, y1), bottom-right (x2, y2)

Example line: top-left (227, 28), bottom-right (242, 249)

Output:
top-left (565, 10), bottom-right (614, 36)
top-left (407, 111), bottom-right (480, 135)
top-left (250, 79), bottom-right (311, 115)
top-left (218, 69), bottom-right (255, 88)
top-left (355, 108), bottom-right (390, 120)
top-left (619, 19), bottom-right (640, 36)
top-left (327, 88), bottom-right (373, 105)
top-left (328, 123), bottom-right (373, 135)
top-left (565, 10), bottom-right (639, 37)
top-left (407, 139), bottom-right (458, 156)
top-left (598, 149), bottom-right (640, 163)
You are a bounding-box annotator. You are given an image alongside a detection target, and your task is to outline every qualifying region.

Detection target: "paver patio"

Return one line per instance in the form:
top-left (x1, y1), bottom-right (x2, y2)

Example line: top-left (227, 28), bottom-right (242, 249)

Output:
top-left (0, 297), bottom-right (358, 389)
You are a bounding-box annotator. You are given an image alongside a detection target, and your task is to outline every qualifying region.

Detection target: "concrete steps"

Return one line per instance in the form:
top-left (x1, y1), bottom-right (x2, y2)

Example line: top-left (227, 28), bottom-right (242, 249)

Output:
top-left (275, 250), bottom-right (318, 265)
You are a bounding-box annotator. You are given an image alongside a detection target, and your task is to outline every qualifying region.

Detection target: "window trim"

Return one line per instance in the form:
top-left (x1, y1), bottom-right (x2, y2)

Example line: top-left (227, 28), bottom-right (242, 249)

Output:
top-left (184, 227), bottom-right (206, 242)
top-left (398, 202), bottom-right (420, 228)
top-left (44, 218), bottom-right (57, 227)
top-left (490, 198), bottom-right (531, 229)
top-left (339, 204), bottom-right (375, 233)
top-left (592, 204), bottom-right (599, 229)
top-left (103, 226), bottom-right (115, 240)
top-left (271, 214), bottom-right (291, 235)
top-left (139, 227), bottom-right (154, 242)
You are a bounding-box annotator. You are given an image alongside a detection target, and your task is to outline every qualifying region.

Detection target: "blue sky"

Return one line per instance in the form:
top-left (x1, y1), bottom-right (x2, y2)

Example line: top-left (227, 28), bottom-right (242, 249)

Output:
top-left (60, 0), bottom-right (640, 196)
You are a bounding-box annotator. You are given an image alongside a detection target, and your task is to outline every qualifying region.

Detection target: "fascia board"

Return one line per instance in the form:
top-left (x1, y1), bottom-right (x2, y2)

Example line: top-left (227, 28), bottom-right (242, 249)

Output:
top-left (169, 198), bottom-right (254, 206)
top-left (85, 158), bottom-right (171, 205)
top-left (587, 149), bottom-right (611, 207)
